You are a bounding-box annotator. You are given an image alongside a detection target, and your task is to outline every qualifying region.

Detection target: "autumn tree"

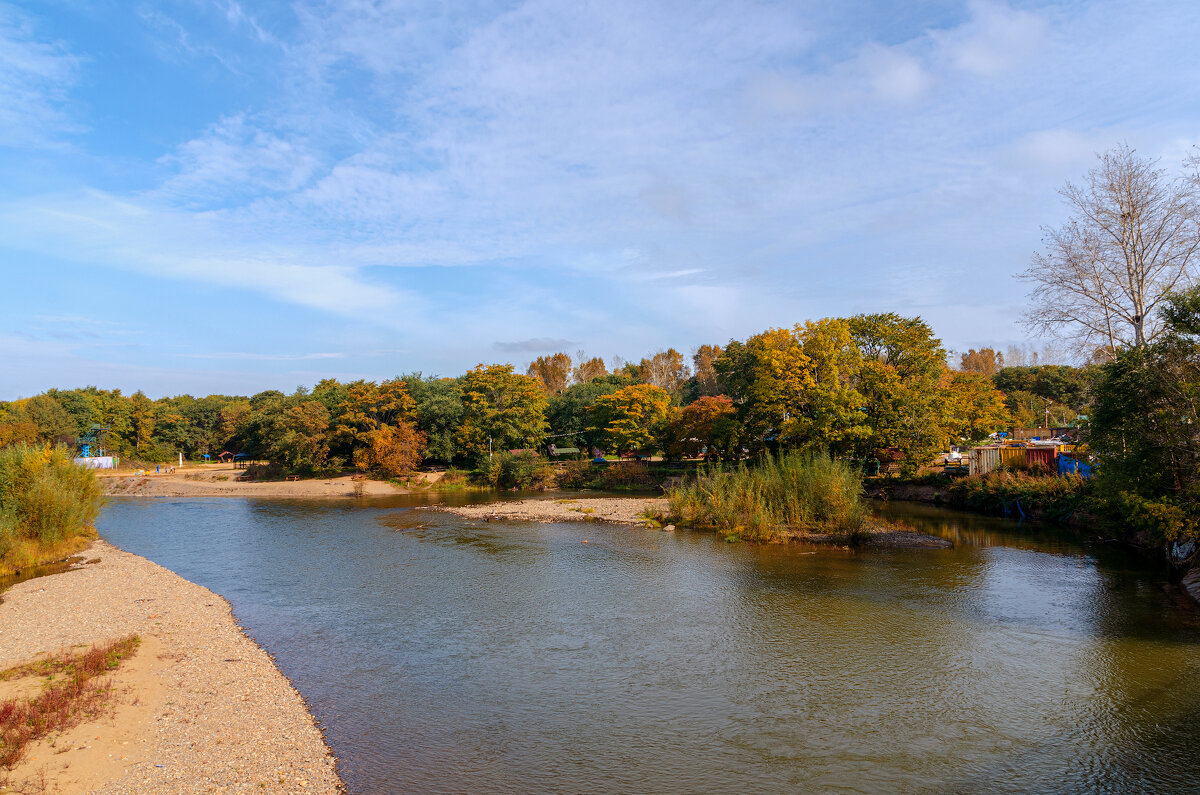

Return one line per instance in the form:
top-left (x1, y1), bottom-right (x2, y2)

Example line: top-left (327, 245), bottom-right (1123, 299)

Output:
top-left (571, 354), bottom-right (608, 384)
top-left (128, 391), bottom-right (156, 456)
top-left (586, 384), bottom-right (672, 454)
top-left (527, 352), bottom-right (573, 394)
top-left (944, 372), bottom-right (1010, 442)
top-left (659, 395), bottom-right (740, 460)
top-left (457, 364), bottom-right (548, 461)
top-left (716, 320), bottom-right (869, 453)
top-left (959, 348), bottom-right (1004, 376)
top-left (331, 379), bottom-right (417, 461)
top-left (355, 422), bottom-right (427, 477)
top-left (545, 374), bottom-right (630, 450)
top-left (638, 349), bottom-right (690, 394)
top-left (1022, 144), bottom-right (1200, 353)
top-left (691, 344), bottom-right (723, 396)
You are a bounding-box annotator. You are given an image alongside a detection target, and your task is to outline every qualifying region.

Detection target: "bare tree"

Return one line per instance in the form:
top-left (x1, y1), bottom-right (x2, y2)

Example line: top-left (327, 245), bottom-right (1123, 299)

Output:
top-left (1021, 144), bottom-right (1200, 353)
top-left (571, 351), bottom-right (608, 384)
top-left (639, 349), bottom-right (690, 393)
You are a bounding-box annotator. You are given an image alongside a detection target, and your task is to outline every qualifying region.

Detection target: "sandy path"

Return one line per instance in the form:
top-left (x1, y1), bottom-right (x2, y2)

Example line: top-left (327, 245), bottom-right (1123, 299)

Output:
top-left (443, 496), bottom-right (668, 525)
top-left (0, 540), bottom-right (342, 794)
top-left (101, 467), bottom-right (403, 498)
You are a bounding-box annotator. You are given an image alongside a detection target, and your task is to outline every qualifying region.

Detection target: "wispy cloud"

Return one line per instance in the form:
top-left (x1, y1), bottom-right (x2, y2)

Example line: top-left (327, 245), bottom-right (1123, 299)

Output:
top-left (493, 338), bottom-right (577, 354)
top-left (2, 0), bottom-right (1199, 396)
top-left (182, 351), bottom-right (346, 361)
top-left (0, 2), bottom-right (79, 148)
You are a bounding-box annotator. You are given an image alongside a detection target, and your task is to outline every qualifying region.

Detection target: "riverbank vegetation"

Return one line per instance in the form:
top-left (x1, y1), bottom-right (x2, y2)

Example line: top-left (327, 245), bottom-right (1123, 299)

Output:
top-left (0, 315), bottom-right (1019, 477)
top-left (0, 635), bottom-right (140, 770)
top-left (666, 452), bottom-right (869, 542)
top-left (0, 444), bottom-right (103, 575)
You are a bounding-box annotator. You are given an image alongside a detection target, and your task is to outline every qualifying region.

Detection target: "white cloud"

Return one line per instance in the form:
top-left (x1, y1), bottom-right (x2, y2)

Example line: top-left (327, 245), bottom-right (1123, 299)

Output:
top-left (1, 190), bottom-right (415, 318)
top-left (860, 45), bottom-right (930, 103)
top-left (158, 114), bottom-right (322, 204)
top-left (940, 1), bottom-right (1048, 76)
top-left (0, 3), bottom-right (79, 148)
top-left (1010, 128), bottom-right (1107, 171)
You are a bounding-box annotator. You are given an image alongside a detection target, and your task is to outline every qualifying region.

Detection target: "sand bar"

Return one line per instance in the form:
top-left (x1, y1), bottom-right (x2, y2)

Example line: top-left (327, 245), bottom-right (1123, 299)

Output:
top-left (439, 496), bottom-right (952, 548)
top-left (100, 465), bottom-right (402, 498)
top-left (0, 540), bottom-right (342, 793)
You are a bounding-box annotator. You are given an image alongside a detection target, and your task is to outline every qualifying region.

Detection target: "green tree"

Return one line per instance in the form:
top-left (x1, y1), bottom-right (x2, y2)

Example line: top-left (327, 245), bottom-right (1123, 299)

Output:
top-left (128, 391), bottom-right (156, 456)
top-left (266, 400), bottom-right (333, 474)
top-left (1087, 289), bottom-right (1200, 540)
top-left (458, 364), bottom-right (548, 462)
top-left (848, 313), bottom-right (948, 464)
top-left (545, 374), bottom-right (631, 450)
top-left (404, 374), bottom-right (464, 463)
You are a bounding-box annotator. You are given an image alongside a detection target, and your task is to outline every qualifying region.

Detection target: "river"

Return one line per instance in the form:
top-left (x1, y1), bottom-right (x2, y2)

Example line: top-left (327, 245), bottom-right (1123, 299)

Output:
top-left (97, 496), bottom-right (1200, 793)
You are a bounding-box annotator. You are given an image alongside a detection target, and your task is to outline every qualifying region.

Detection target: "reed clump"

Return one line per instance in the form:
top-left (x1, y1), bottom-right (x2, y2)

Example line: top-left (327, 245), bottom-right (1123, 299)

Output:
top-left (0, 444), bottom-right (104, 574)
top-left (667, 451), bottom-right (868, 541)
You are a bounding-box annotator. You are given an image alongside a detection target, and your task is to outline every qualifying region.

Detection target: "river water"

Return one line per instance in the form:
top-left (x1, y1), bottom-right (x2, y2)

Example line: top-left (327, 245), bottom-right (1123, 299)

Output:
top-left (97, 496), bottom-right (1200, 793)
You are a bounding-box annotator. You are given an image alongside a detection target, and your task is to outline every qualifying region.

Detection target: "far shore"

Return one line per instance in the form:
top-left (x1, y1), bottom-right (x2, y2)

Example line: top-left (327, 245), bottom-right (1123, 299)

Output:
top-left (0, 540), bottom-right (342, 793)
top-left (438, 496), bottom-right (953, 549)
top-left (99, 464), bottom-right (408, 498)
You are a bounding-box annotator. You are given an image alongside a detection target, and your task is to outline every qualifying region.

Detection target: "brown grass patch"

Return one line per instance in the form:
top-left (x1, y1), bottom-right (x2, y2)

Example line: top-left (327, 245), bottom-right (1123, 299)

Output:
top-left (0, 636), bottom-right (140, 769)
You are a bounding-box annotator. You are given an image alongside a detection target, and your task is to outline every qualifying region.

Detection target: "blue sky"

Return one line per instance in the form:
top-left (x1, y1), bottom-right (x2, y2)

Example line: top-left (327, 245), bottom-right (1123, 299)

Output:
top-left (2, 0), bottom-right (1199, 399)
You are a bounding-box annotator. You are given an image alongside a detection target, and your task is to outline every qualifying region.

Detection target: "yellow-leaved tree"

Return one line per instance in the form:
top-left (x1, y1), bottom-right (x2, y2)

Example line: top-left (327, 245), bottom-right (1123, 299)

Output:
top-left (586, 384), bottom-right (672, 454)
top-left (457, 364), bottom-right (548, 461)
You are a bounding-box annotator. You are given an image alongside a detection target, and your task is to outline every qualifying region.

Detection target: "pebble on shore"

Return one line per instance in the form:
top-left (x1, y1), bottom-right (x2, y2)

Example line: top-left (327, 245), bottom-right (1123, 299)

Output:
top-left (0, 540), bottom-right (343, 794)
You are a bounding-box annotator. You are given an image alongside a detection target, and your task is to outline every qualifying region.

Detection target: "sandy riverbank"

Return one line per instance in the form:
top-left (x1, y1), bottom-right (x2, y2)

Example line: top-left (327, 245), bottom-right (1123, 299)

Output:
top-left (100, 465), bottom-right (403, 498)
top-left (0, 540), bottom-right (342, 793)
top-left (440, 497), bottom-right (952, 548)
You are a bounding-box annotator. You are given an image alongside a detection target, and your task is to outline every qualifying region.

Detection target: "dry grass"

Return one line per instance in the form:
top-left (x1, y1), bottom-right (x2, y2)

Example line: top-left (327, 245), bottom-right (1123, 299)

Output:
top-left (0, 636), bottom-right (140, 769)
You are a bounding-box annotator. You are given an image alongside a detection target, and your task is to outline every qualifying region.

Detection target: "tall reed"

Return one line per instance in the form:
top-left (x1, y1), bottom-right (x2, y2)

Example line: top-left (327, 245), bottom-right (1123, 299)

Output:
top-left (667, 451), bottom-right (867, 540)
top-left (0, 444), bottom-right (103, 570)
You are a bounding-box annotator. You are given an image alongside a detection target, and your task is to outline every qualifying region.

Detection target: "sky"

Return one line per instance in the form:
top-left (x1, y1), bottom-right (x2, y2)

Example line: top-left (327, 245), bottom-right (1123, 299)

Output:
top-left (1, 0), bottom-right (1199, 400)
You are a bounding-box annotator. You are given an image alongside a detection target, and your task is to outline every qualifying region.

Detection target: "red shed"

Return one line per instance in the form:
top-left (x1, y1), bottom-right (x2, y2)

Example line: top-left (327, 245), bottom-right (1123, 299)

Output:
top-left (1025, 446), bottom-right (1056, 472)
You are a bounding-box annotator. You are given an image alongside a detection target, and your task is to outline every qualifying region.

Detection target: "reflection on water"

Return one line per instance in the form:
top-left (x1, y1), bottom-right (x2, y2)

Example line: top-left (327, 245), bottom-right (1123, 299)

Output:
top-left (98, 496), bottom-right (1200, 794)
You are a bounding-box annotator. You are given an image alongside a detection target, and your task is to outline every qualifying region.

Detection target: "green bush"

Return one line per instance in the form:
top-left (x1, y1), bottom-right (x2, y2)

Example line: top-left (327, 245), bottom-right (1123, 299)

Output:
top-left (0, 444), bottom-right (103, 572)
top-left (667, 451), bottom-right (867, 541)
top-left (597, 461), bottom-right (657, 489)
top-left (555, 459), bottom-right (598, 489)
top-left (944, 470), bottom-right (1088, 522)
top-left (1093, 490), bottom-right (1200, 542)
top-left (477, 451), bottom-right (556, 489)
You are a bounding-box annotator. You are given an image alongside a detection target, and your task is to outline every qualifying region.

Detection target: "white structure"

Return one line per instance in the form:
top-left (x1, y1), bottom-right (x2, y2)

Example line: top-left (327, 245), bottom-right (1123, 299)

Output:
top-left (74, 456), bottom-right (116, 469)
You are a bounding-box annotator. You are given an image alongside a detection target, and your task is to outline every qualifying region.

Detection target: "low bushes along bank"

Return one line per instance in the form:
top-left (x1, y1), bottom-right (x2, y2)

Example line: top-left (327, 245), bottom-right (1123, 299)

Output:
top-left (0, 444), bottom-right (103, 575)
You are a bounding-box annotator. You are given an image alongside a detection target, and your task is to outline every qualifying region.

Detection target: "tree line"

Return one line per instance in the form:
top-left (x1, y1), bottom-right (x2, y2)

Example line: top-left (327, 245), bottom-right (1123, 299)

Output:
top-left (2, 311), bottom-right (1092, 478)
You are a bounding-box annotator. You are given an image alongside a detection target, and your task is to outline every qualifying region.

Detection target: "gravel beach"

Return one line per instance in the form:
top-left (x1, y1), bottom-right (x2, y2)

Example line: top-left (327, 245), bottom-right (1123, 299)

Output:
top-left (442, 496), bottom-right (669, 525)
top-left (0, 540), bottom-right (342, 794)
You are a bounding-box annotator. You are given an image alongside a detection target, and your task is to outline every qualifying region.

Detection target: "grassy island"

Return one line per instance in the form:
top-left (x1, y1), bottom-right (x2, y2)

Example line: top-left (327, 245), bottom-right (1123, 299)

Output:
top-left (665, 451), bottom-right (872, 543)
